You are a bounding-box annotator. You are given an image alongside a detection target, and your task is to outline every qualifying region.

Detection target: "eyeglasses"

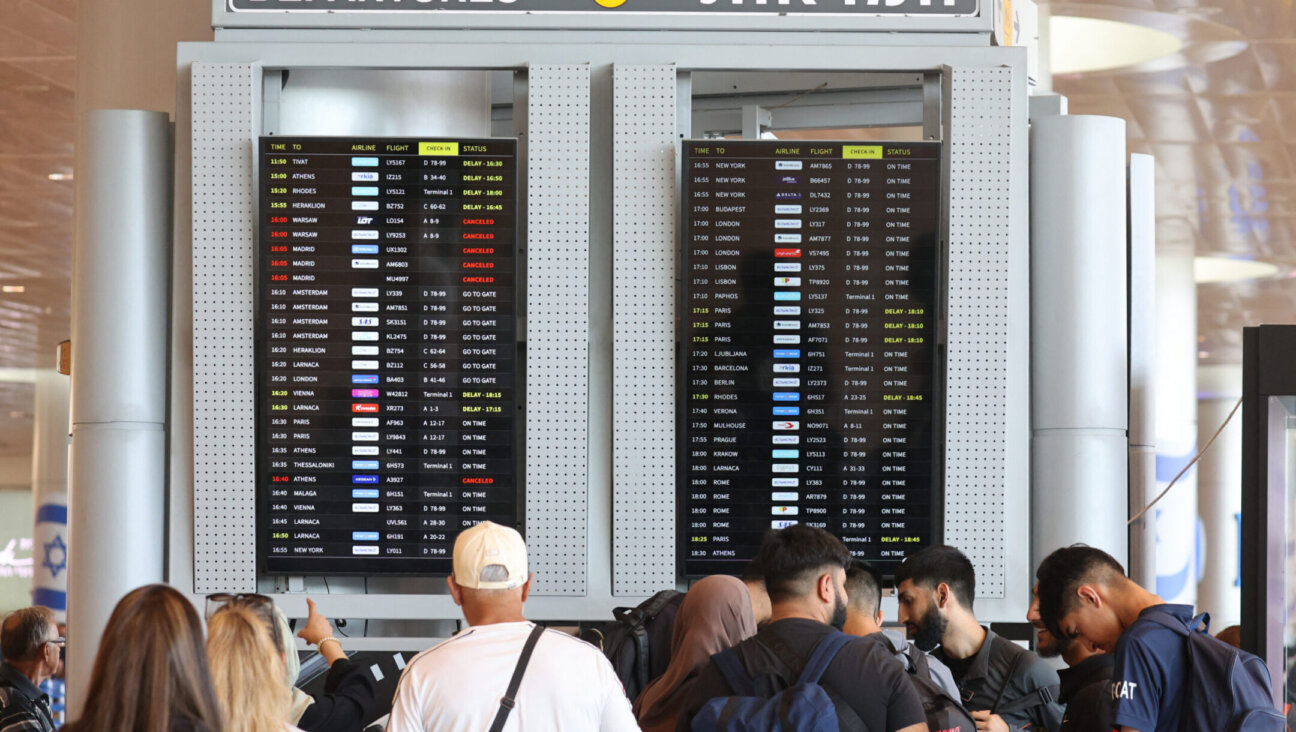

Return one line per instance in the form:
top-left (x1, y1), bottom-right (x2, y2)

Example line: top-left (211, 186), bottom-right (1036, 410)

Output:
top-left (45, 637), bottom-right (65, 663)
top-left (205, 593), bottom-right (281, 649)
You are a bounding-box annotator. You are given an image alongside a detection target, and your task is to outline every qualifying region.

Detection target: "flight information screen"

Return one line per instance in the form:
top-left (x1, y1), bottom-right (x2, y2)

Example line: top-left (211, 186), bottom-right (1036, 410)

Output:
top-left (681, 140), bottom-right (943, 578)
top-left (256, 136), bottom-right (519, 575)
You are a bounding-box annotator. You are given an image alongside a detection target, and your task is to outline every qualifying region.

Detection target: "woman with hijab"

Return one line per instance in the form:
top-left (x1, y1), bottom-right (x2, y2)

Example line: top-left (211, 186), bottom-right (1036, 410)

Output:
top-left (634, 575), bottom-right (757, 732)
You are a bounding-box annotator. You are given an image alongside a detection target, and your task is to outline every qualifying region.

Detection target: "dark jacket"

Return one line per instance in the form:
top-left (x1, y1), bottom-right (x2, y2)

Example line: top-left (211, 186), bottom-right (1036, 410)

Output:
top-left (1058, 654), bottom-right (1115, 732)
top-left (297, 658), bottom-right (378, 732)
top-left (937, 627), bottom-right (1064, 732)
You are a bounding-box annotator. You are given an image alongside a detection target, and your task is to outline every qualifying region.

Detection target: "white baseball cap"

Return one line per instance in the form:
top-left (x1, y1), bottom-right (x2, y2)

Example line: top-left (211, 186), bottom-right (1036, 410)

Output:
top-left (452, 521), bottom-right (529, 590)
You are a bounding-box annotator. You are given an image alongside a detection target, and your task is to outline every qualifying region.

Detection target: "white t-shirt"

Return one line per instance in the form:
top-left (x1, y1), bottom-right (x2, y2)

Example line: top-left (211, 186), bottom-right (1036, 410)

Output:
top-left (387, 621), bottom-right (640, 732)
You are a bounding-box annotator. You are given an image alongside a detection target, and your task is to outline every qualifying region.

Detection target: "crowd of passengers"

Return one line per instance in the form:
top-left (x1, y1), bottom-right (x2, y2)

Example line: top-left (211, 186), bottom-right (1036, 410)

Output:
top-left (0, 520), bottom-right (1278, 731)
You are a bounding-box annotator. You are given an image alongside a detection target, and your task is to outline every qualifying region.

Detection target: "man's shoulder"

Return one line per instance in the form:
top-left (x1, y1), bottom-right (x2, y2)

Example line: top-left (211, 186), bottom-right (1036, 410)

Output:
top-left (405, 624), bottom-right (608, 676)
top-left (0, 686), bottom-right (46, 732)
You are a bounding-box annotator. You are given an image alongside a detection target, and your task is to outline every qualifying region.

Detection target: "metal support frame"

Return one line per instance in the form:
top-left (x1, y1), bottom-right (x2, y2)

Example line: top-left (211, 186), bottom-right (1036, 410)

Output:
top-left (174, 36), bottom-right (1030, 642)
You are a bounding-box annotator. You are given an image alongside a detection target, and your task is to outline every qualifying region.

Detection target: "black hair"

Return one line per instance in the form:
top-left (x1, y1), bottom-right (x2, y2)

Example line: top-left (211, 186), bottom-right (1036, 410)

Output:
top-left (844, 559), bottom-right (884, 618)
top-left (1035, 545), bottom-right (1125, 638)
top-left (742, 557), bottom-right (765, 584)
top-left (752, 523), bottom-right (851, 604)
top-left (894, 545), bottom-right (976, 610)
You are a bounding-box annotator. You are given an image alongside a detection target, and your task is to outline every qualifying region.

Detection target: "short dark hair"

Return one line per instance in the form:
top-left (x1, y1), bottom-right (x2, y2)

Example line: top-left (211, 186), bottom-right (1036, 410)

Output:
top-left (844, 559), bottom-right (884, 618)
top-left (741, 558), bottom-right (764, 584)
top-left (1035, 545), bottom-right (1125, 638)
top-left (2, 607), bottom-right (55, 662)
top-left (753, 524), bottom-right (851, 604)
top-left (894, 545), bottom-right (976, 610)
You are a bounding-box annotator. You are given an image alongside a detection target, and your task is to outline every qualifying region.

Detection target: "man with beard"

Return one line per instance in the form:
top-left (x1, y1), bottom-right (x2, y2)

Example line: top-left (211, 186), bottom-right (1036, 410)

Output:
top-left (678, 524), bottom-right (926, 732)
top-left (896, 546), bottom-right (1063, 731)
top-left (1027, 584), bottom-right (1113, 732)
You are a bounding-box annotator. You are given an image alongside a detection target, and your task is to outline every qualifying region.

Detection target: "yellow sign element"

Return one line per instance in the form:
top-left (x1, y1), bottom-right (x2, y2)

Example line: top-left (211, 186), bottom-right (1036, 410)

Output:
top-left (842, 146), bottom-right (883, 159)
top-left (419, 142), bottom-right (460, 156)
top-left (595, 0), bottom-right (627, 6)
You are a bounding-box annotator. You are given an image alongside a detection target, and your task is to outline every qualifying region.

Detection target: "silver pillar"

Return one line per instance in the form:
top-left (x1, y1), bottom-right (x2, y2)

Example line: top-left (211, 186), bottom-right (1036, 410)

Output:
top-left (68, 110), bottom-right (170, 715)
top-left (1128, 154), bottom-right (1157, 588)
top-left (30, 370), bottom-right (70, 620)
top-left (1030, 115), bottom-right (1129, 567)
top-left (1197, 364), bottom-right (1242, 625)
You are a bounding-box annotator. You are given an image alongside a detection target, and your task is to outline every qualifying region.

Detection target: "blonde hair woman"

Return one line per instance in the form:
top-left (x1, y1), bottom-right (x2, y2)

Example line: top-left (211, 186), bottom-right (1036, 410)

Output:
top-left (206, 595), bottom-right (303, 732)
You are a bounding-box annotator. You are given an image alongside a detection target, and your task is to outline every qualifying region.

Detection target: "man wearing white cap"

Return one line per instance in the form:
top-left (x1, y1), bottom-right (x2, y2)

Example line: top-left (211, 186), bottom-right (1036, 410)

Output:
top-left (387, 521), bottom-right (639, 732)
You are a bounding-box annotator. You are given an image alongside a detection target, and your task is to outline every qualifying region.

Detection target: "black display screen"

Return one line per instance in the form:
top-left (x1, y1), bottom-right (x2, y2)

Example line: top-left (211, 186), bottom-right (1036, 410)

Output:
top-left (256, 136), bottom-right (519, 575)
top-left (680, 140), bottom-right (943, 578)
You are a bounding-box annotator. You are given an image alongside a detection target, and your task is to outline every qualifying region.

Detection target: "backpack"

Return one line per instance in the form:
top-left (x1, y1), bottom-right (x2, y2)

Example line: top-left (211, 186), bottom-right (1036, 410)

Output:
top-left (577, 589), bottom-right (684, 701)
top-left (691, 631), bottom-right (865, 732)
top-left (892, 641), bottom-right (976, 732)
top-left (1144, 609), bottom-right (1285, 732)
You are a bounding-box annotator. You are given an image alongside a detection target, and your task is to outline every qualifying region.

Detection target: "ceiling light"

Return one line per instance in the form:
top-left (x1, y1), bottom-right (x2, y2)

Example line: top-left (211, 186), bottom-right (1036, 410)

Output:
top-left (0, 286), bottom-right (23, 294)
top-left (1050, 16), bottom-right (1185, 75)
top-left (46, 173), bottom-right (73, 182)
top-left (1194, 256), bottom-right (1280, 284)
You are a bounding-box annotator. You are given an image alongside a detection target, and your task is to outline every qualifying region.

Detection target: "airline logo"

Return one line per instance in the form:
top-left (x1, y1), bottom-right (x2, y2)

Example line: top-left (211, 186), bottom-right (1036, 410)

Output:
top-left (773, 378), bottom-right (801, 388)
top-left (774, 219), bottom-right (802, 229)
top-left (351, 460), bottom-right (379, 470)
top-left (773, 349), bottom-right (801, 359)
top-left (772, 406), bottom-right (800, 416)
top-left (352, 302), bottom-right (379, 312)
top-left (351, 375), bottom-right (379, 384)
top-left (355, 216), bottom-right (374, 225)
top-left (775, 277), bottom-right (801, 287)
top-left (352, 360), bottom-right (379, 369)
top-left (352, 432), bottom-right (380, 442)
top-left (351, 389), bottom-right (379, 398)
top-left (774, 262), bottom-right (802, 272)
top-left (772, 392), bottom-right (799, 401)
top-left (773, 334), bottom-right (801, 344)
top-left (778, 175), bottom-right (800, 185)
top-left (351, 531), bottom-right (379, 541)
top-left (771, 520), bottom-right (798, 529)
top-left (775, 204), bottom-right (803, 214)
top-left (772, 477), bottom-right (799, 487)
top-left (774, 192), bottom-right (802, 200)
top-left (351, 475), bottom-right (379, 484)
top-left (352, 345), bottom-right (379, 355)
top-left (351, 201), bottom-right (379, 211)
top-left (775, 234), bottom-right (802, 244)
top-left (352, 403), bottom-right (379, 413)
top-left (351, 489), bottom-right (379, 499)
top-left (773, 421), bottom-right (800, 430)
top-left (352, 244), bottom-right (379, 255)
top-left (351, 259), bottom-right (379, 269)
top-left (771, 491), bottom-right (799, 501)
top-left (352, 288), bottom-right (380, 298)
top-left (773, 291), bottom-right (801, 301)
top-left (772, 506), bottom-right (799, 515)
top-left (772, 435), bottom-right (800, 445)
top-left (773, 306), bottom-right (801, 316)
top-left (351, 417), bottom-right (379, 427)
top-left (351, 446), bottom-right (379, 456)
top-left (352, 230), bottom-right (379, 240)
top-left (352, 317), bottom-right (379, 327)
top-left (352, 503), bottom-right (379, 513)
top-left (351, 186), bottom-right (379, 196)
top-left (352, 332), bottom-right (379, 341)
top-left (772, 449), bottom-right (800, 459)
top-left (775, 161), bottom-right (803, 171)
top-left (351, 157), bottom-right (379, 167)
top-left (352, 546), bottom-right (380, 555)
top-left (773, 320), bottom-right (801, 330)
top-left (773, 363), bottom-right (801, 373)
top-left (774, 248), bottom-right (801, 258)
top-left (351, 172), bottom-right (379, 182)
top-left (772, 464), bottom-right (799, 473)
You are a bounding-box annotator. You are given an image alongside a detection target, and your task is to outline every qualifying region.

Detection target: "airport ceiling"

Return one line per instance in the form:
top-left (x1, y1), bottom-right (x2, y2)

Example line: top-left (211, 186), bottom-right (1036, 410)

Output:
top-left (0, 0), bottom-right (1292, 461)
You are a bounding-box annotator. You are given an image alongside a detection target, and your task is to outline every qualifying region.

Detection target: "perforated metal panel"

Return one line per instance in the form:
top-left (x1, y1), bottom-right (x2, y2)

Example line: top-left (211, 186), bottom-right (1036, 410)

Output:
top-left (611, 65), bottom-right (678, 595)
top-left (191, 62), bottom-right (261, 593)
top-left (526, 65), bottom-right (591, 595)
top-left (943, 66), bottom-right (1015, 598)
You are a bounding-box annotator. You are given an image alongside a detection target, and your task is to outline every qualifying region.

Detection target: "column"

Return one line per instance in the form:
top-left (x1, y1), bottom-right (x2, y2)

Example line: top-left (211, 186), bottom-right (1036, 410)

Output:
top-left (1197, 364), bottom-right (1242, 625)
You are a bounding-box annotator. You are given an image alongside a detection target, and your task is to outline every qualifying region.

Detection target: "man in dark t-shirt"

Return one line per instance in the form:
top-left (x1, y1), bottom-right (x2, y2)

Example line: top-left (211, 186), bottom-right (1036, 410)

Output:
top-left (677, 524), bottom-right (926, 732)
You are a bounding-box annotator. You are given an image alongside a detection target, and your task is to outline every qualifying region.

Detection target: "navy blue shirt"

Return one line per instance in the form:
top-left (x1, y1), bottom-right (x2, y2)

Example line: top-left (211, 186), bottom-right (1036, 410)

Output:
top-left (1110, 603), bottom-right (1194, 732)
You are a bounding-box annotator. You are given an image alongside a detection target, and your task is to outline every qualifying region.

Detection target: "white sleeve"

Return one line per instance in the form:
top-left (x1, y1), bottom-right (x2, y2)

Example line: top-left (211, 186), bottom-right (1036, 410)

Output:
top-left (386, 668), bottom-right (425, 732)
top-left (596, 655), bottom-right (642, 732)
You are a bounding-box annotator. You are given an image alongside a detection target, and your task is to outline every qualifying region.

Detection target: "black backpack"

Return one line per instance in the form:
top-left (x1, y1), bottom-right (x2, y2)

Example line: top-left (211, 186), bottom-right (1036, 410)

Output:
top-left (890, 640), bottom-right (976, 732)
top-left (578, 589), bottom-right (684, 701)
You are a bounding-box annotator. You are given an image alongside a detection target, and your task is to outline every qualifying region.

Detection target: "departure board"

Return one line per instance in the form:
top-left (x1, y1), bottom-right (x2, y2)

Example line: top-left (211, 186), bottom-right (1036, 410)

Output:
top-left (256, 136), bottom-right (519, 575)
top-left (681, 140), bottom-right (943, 578)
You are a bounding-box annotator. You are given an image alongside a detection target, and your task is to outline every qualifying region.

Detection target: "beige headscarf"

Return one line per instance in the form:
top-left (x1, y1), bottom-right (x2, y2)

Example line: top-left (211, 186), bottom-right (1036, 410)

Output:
top-left (274, 606), bottom-right (316, 724)
top-left (633, 575), bottom-right (757, 732)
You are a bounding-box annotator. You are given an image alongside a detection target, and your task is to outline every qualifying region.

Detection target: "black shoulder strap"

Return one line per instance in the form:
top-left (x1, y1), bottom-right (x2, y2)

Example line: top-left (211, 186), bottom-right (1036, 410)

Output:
top-left (990, 648), bottom-right (1026, 713)
top-left (489, 625), bottom-right (546, 732)
top-left (991, 646), bottom-right (1059, 718)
